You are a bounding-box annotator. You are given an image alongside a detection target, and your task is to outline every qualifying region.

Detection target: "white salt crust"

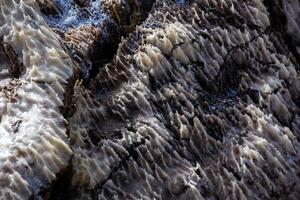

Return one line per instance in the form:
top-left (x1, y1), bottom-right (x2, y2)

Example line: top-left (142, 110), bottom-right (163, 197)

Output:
top-left (0, 0), bottom-right (74, 198)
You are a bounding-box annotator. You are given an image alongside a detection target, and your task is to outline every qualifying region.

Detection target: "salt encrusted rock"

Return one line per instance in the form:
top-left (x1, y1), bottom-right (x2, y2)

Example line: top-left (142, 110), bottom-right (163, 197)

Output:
top-left (102, 0), bottom-right (155, 32)
top-left (282, 0), bottom-right (300, 56)
top-left (35, 0), bottom-right (122, 82)
top-left (64, 0), bottom-right (300, 199)
top-left (54, 21), bottom-right (121, 81)
top-left (1, 0), bottom-right (300, 199)
top-left (0, 0), bottom-right (75, 198)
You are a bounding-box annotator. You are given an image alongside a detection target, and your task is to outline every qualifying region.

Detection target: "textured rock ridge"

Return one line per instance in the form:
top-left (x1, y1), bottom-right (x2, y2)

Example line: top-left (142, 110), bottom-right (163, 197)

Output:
top-left (1, 0), bottom-right (300, 199)
top-left (0, 0), bottom-right (75, 199)
top-left (66, 0), bottom-right (300, 199)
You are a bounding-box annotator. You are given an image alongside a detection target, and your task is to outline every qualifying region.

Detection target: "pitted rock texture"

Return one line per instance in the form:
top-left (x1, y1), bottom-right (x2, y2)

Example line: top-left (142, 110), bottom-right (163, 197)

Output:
top-left (66, 0), bottom-right (300, 199)
top-left (1, 0), bottom-right (300, 200)
top-left (0, 0), bottom-right (75, 199)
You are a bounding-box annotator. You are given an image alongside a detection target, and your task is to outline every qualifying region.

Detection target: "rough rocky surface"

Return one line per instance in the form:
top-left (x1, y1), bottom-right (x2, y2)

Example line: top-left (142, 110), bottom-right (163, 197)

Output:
top-left (0, 0), bottom-right (74, 199)
top-left (0, 0), bottom-right (300, 199)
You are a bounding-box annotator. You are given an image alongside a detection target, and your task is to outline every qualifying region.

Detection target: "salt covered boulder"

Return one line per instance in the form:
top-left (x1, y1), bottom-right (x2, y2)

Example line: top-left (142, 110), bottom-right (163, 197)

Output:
top-left (1, 0), bottom-right (300, 199)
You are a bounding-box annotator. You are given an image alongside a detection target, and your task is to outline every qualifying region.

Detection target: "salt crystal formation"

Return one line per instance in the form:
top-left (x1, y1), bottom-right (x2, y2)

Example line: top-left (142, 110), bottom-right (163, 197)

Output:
top-left (0, 0), bottom-right (300, 199)
top-left (0, 0), bottom-right (74, 199)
